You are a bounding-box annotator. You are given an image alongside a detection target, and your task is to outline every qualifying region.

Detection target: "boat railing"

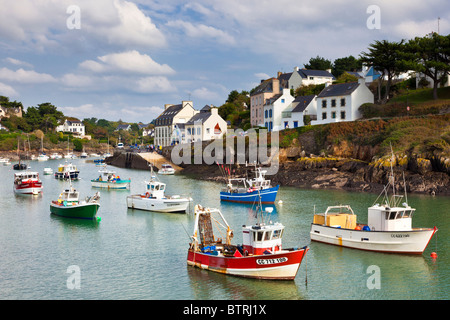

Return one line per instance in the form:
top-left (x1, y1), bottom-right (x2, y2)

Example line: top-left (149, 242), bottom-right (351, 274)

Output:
top-left (323, 205), bottom-right (355, 218)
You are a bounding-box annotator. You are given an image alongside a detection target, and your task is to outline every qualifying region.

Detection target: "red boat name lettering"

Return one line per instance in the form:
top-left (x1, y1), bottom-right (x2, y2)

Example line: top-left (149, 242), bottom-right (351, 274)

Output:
top-left (256, 257), bottom-right (288, 265)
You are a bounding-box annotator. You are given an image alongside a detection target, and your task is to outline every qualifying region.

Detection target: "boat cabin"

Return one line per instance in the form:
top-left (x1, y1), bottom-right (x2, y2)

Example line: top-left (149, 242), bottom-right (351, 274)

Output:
top-left (14, 172), bottom-right (39, 181)
top-left (58, 188), bottom-right (79, 203)
top-left (242, 223), bottom-right (284, 255)
top-left (368, 204), bottom-right (414, 231)
top-left (145, 180), bottom-right (166, 198)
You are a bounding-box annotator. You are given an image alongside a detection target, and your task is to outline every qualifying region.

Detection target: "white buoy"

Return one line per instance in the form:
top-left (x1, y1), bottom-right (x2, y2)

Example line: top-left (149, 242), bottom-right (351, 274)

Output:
top-left (278, 200), bottom-right (283, 205)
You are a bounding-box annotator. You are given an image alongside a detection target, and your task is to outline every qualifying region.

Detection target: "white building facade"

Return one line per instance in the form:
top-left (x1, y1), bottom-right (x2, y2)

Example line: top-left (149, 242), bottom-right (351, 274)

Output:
top-left (262, 89), bottom-right (295, 131)
top-left (56, 119), bottom-right (85, 138)
top-left (312, 78), bottom-right (374, 125)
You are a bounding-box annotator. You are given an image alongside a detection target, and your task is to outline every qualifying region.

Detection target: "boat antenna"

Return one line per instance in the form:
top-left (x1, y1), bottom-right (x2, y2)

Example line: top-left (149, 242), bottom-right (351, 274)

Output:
top-left (402, 171), bottom-right (408, 205)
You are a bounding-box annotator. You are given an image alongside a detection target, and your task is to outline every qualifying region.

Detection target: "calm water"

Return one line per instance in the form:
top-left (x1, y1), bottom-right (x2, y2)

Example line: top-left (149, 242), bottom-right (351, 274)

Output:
top-left (0, 158), bottom-right (448, 300)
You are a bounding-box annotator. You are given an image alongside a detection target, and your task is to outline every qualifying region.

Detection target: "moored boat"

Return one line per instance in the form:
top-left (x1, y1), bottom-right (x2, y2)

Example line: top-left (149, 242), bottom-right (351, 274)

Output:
top-left (126, 166), bottom-right (190, 213)
top-left (310, 153), bottom-right (438, 254)
top-left (13, 171), bottom-right (43, 195)
top-left (220, 166), bottom-right (279, 204)
top-left (50, 185), bottom-right (100, 220)
top-left (187, 204), bottom-right (308, 280)
top-left (54, 162), bottom-right (79, 180)
top-left (43, 167), bottom-right (53, 175)
top-left (158, 163), bottom-right (175, 175)
top-left (50, 153), bottom-right (62, 160)
top-left (91, 167), bottom-right (130, 189)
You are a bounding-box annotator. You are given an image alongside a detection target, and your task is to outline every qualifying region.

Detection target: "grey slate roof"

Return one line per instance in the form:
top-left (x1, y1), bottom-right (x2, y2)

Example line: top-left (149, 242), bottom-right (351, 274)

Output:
top-left (251, 78), bottom-right (278, 95)
top-left (292, 95), bottom-right (315, 113)
top-left (317, 82), bottom-right (360, 98)
top-left (298, 69), bottom-right (335, 79)
top-left (155, 104), bottom-right (183, 126)
top-left (185, 111), bottom-right (212, 125)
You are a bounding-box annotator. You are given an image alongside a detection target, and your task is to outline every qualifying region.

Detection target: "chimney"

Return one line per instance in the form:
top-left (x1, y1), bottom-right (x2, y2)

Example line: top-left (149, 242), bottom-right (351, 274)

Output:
top-left (277, 71), bottom-right (282, 78)
top-left (210, 106), bottom-right (218, 116)
top-left (294, 66), bottom-right (299, 72)
top-left (326, 69), bottom-right (332, 74)
top-left (272, 78), bottom-right (280, 94)
top-left (164, 104), bottom-right (173, 110)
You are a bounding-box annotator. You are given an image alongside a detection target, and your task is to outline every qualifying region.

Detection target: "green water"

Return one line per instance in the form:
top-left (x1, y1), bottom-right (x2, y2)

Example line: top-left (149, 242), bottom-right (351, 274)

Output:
top-left (0, 158), bottom-right (448, 300)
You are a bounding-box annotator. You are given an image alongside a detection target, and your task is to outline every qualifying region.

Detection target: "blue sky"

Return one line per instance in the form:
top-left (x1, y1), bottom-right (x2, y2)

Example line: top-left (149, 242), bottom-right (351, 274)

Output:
top-left (0, 0), bottom-right (448, 123)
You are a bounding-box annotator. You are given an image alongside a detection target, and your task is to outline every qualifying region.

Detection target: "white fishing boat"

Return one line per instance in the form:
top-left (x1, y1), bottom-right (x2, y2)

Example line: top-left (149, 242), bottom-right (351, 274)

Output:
top-left (50, 153), bottom-right (62, 160)
top-left (158, 163), bottom-right (175, 175)
top-left (37, 154), bottom-right (49, 161)
top-left (126, 166), bottom-right (190, 213)
top-left (310, 153), bottom-right (438, 254)
top-left (43, 167), bottom-right (53, 175)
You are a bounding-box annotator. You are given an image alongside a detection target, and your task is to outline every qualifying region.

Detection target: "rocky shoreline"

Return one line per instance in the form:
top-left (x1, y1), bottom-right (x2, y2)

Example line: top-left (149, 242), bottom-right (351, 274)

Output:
top-left (179, 157), bottom-right (450, 196)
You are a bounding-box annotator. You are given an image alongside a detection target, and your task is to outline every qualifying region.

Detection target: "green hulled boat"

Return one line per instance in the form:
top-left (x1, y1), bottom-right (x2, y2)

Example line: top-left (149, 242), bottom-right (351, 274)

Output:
top-left (50, 185), bottom-right (101, 220)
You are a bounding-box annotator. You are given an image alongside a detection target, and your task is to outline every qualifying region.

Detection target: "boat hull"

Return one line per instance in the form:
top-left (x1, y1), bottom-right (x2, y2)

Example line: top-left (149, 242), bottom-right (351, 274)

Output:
top-left (126, 195), bottom-right (190, 213)
top-left (91, 180), bottom-right (130, 189)
top-left (187, 247), bottom-right (308, 280)
top-left (50, 202), bottom-right (100, 220)
top-left (14, 182), bottom-right (43, 195)
top-left (310, 224), bottom-right (437, 254)
top-left (220, 185), bottom-right (279, 204)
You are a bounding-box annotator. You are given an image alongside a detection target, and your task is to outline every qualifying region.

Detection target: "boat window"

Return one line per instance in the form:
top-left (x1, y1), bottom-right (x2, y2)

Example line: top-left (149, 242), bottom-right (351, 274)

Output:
top-left (257, 231), bottom-right (264, 241)
top-left (389, 211), bottom-right (397, 220)
top-left (69, 193), bottom-right (77, 199)
top-left (264, 231), bottom-right (272, 241)
top-left (272, 229), bottom-right (282, 239)
top-left (160, 185), bottom-right (165, 191)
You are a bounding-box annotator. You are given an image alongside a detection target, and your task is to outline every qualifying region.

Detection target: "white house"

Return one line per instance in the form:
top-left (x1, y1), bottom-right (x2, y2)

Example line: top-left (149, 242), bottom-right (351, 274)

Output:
top-left (154, 101), bottom-right (198, 147)
top-left (312, 78), bottom-right (374, 125)
top-left (280, 95), bottom-right (317, 129)
top-left (279, 67), bottom-right (335, 91)
top-left (184, 106), bottom-right (227, 143)
top-left (56, 119), bottom-right (85, 138)
top-left (262, 88), bottom-right (295, 131)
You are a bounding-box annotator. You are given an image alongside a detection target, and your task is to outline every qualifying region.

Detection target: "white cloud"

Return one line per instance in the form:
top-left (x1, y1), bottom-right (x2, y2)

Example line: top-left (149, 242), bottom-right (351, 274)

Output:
top-left (80, 50), bottom-right (175, 75)
top-left (0, 0), bottom-right (167, 51)
top-left (0, 82), bottom-right (19, 97)
top-left (134, 76), bottom-right (175, 93)
top-left (166, 20), bottom-right (236, 45)
top-left (254, 73), bottom-right (270, 80)
top-left (192, 87), bottom-right (220, 100)
top-left (0, 68), bottom-right (57, 84)
top-left (3, 58), bottom-right (33, 68)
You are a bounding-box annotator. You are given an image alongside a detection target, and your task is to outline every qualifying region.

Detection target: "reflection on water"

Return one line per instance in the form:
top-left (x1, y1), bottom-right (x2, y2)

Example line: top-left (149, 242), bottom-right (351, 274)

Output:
top-left (0, 159), bottom-right (448, 300)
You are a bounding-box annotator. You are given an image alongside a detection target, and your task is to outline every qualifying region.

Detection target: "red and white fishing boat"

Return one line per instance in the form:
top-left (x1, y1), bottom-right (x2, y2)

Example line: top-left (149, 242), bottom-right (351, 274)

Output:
top-left (13, 171), bottom-right (43, 195)
top-left (187, 204), bottom-right (308, 280)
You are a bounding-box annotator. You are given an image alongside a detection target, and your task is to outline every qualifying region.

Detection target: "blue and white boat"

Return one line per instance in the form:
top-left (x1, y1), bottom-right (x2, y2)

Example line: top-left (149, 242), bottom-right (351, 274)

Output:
top-left (220, 167), bottom-right (279, 204)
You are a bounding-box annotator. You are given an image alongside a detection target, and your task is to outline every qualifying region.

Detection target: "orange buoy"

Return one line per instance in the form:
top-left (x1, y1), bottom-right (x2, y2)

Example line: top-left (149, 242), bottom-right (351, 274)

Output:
top-left (430, 252), bottom-right (437, 259)
top-left (355, 226), bottom-right (361, 231)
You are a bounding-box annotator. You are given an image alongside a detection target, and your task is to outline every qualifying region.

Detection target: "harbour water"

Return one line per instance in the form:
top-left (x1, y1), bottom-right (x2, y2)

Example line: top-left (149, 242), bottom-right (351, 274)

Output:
top-left (0, 158), bottom-right (448, 300)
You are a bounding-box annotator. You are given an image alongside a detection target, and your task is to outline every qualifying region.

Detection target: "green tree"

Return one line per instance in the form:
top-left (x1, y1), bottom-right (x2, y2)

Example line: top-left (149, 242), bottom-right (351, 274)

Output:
top-left (403, 32), bottom-right (450, 100)
top-left (332, 55), bottom-right (362, 78)
top-left (334, 72), bottom-right (359, 84)
top-left (304, 56), bottom-right (332, 70)
top-left (360, 40), bottom-right (406, 104)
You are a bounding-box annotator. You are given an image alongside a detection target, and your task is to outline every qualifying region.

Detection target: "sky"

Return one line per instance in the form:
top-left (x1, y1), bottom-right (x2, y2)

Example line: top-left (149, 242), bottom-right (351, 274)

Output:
top-left (0, 0), bottom-right (448, 123)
